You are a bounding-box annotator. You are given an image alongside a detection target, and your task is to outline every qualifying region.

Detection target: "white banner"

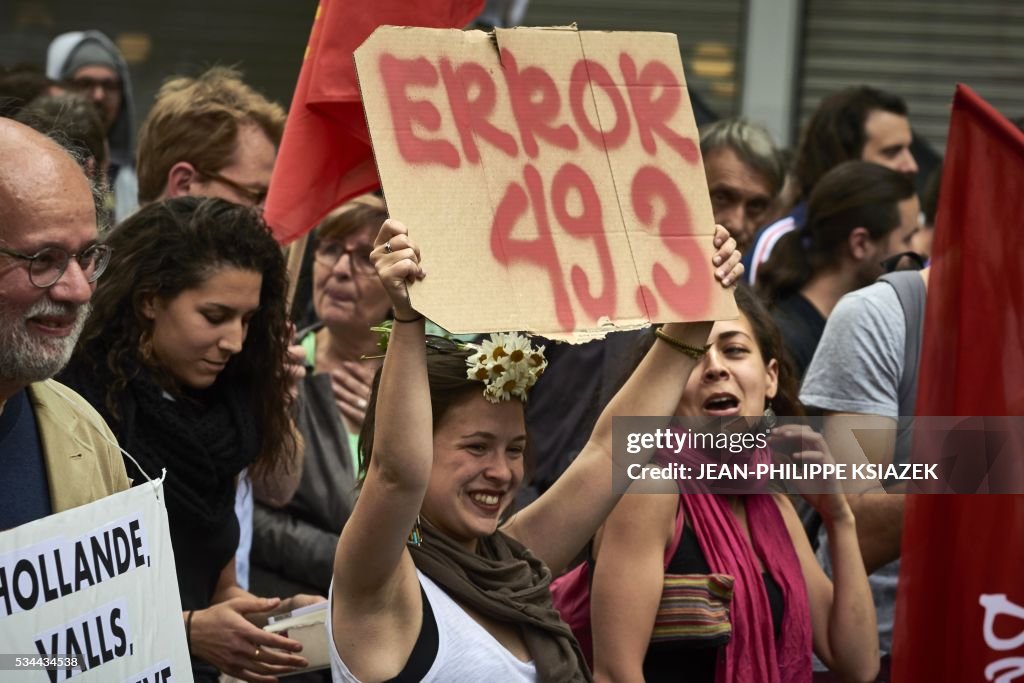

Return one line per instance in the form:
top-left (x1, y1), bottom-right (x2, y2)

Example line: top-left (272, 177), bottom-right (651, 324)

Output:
top-left (0, 479), bottom-right (193, 682)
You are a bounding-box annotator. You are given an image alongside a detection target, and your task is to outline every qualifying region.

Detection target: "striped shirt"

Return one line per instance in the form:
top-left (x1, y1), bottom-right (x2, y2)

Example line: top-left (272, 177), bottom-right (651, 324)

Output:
top-left (742, 202), bottom-right (807, 285)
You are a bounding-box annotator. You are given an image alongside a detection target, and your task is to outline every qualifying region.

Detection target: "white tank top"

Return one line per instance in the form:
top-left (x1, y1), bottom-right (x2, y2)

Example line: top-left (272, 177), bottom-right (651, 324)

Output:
top-left (328, 571), bottom-right (538, 682)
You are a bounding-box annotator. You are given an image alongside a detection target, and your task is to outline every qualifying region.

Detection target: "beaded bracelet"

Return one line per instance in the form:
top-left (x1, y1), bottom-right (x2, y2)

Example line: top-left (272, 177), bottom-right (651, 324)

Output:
top-left (654, 326), bottom-right (711, 361)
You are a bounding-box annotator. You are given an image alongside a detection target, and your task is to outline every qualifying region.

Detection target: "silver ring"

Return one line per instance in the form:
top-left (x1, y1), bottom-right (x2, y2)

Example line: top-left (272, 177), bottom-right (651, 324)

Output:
top-left (356, 398), bottom-right (368, 410)
top-left (384, 241), bottom-right (393, 254)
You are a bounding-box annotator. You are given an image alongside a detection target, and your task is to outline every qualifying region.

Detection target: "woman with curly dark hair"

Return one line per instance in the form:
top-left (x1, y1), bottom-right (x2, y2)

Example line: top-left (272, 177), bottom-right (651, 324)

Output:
top-left (61, 196), bottom-right (317, 683)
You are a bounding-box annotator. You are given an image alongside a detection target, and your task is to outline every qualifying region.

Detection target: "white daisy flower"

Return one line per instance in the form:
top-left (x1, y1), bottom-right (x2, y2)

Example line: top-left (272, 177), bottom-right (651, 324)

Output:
top-left (464, 332), bottom-right (547, 403)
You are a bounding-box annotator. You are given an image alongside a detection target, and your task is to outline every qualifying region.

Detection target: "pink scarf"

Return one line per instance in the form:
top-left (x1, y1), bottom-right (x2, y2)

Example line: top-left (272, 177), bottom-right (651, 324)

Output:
top-left (679, 465), bottom-right (812, 682)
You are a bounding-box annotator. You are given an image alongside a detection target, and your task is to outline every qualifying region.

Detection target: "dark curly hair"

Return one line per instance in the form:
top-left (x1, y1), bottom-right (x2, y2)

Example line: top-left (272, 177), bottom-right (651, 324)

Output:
top-left (732, 285), bottom-right (803, 418)
top-left (74, 196), bottom-right (297, 474)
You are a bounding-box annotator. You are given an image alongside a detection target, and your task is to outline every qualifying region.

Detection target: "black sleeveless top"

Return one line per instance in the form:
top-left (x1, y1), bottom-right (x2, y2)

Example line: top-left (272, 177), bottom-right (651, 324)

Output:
top-left (642, 521), bottom-right (785, 683)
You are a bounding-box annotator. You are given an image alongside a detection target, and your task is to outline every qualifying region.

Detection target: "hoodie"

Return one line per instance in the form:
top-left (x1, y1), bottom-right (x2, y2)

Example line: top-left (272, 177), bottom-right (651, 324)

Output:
top-left (46, 30), bottom-right (139, 222)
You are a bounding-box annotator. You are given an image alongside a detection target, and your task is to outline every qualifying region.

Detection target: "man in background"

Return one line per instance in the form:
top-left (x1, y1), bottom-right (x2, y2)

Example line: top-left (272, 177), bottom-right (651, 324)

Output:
top-left (136, 66), bottom-right (285, 209)
top-left (801, 263), bottom-right (930, 680)
top-left (700, 118), bottom-right (786, 252)
top-left (745, 86), bottom-right (919, 283)
top-left (47, 30), bottom-right (138, 222)
top-left (15, 92), bottom-right (110, 189)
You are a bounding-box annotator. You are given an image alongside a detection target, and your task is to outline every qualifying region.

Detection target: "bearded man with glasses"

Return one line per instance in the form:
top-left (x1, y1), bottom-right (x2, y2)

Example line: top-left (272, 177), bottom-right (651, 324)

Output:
top-left (0, 119), bottom-right (129, 532)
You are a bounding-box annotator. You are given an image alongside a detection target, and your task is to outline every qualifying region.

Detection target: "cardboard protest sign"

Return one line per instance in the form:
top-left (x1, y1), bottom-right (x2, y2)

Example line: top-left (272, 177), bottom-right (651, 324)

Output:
top-left (0, 480), bottom-right (192, 682)
top-left (355, 25), bottom-right (736, 340)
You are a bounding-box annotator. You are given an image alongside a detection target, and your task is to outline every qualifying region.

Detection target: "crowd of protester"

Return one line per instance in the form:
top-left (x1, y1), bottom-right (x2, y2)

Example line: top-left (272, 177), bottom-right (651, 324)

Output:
top-left (2, 21), bottom-right (1013, 683)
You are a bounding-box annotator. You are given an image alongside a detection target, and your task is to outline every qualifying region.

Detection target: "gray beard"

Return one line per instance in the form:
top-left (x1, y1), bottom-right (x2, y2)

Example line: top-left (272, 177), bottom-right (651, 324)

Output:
top-left (0, 298), bottom-right (90, 385)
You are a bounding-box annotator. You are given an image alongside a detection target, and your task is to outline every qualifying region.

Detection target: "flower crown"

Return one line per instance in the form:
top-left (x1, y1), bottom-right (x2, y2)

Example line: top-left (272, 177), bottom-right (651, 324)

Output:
top-left (465, 332), bottom-right (547, 403)
top-left (369, 323), bottom-right (547, 403)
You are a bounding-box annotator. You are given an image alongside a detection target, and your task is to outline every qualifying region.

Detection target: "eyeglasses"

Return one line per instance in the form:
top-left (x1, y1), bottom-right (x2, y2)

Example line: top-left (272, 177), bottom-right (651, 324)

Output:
top-left (196, 168), bottom-right (269, 206)
top-left (0, 243), bottom-right (112, 288)
top-left (881, 250), bottom-right (926, 273)
top-left (314, 239), bottom-right (375, 275)
top-left (66, 77), bottom-right (122, 97)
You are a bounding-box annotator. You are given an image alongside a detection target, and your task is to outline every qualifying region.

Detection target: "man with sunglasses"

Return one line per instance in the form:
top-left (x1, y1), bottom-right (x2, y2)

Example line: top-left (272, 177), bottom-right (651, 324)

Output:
top-left (47, 30), bottom-right (138, 223)
top-left (0, 119), bottom-right (130, 531)
top-left (136, 67), bottom-right (285, 211)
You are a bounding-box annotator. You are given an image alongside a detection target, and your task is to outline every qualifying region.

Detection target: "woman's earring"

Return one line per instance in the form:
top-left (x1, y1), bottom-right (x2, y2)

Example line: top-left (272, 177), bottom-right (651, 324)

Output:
top-left (407, 515), bottom-right (423, 547)
top-left (139, 330), bottom-right (155, 364)
top-left (763, 401), bottom-right (778, 430)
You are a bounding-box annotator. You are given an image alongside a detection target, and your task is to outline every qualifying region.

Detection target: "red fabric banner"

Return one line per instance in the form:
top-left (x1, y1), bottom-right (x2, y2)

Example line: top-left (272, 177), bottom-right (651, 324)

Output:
top-left (263, 0), bottom-right (484, 244)
top-left (893, 85), bottom-right (1024, 681)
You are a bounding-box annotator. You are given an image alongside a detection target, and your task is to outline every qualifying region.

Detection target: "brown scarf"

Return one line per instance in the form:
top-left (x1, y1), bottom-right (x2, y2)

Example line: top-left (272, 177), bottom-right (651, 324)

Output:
top-left (409, 519), bottom-right (592, 683)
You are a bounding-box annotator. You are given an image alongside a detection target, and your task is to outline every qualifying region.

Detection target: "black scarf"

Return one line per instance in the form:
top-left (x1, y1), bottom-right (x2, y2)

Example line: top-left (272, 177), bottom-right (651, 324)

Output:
top-left (125, 370), bottom-right (258, 529)
top-left (409, 519), bottom-right (592, 683)
top-left (62, 356), bottom-right (260, 531)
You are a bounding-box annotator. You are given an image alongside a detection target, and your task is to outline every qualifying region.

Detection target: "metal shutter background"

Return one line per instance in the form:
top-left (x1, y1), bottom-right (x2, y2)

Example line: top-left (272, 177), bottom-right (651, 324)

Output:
top-left (799, 0), bottom-right (1024, 152)
top-left (3, 1), bottom-right (747, 125)
top-left (523, 0), bottom-right (747, 118)
top-left (1, 0), bottom-right (317, 124)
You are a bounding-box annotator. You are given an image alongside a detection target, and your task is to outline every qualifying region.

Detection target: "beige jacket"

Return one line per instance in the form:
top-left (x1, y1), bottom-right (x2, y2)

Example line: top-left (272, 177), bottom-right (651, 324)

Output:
top-left (27, 379), bottom-right (131, 513)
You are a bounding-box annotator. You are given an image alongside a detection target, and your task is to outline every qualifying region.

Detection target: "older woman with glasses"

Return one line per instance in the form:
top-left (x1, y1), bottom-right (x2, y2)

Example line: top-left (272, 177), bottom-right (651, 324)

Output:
top-left (301, 194), bottom-right (392, 460)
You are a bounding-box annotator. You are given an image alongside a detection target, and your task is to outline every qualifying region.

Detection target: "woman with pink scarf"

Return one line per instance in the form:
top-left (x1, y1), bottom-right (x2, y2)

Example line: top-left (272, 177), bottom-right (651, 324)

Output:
top-left (585, 287), bottom-right (878, 683)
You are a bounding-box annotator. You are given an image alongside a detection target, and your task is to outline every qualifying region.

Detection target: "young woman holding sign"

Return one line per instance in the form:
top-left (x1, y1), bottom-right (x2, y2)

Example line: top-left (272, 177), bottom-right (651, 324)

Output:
top-left (327, 217), bottom-right (742, 681)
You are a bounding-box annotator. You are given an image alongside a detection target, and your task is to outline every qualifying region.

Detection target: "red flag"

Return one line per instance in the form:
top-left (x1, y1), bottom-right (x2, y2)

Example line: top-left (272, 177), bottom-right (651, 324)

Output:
top-left (263, 0), bottom-right (484, 244)
top-left (892, 86), bottom-right (1024, 681)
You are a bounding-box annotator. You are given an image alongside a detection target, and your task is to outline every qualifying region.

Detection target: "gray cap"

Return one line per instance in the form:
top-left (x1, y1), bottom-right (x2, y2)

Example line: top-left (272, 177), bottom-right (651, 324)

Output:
top-left (62, 39), bottom-right (119, 80)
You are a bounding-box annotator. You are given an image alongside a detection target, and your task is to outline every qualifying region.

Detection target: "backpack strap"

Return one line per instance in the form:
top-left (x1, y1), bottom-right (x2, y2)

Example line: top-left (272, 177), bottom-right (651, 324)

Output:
top-left (878, 271), bottom-right (927, 466)
top-left (877, 271), bottom-right (927, 416)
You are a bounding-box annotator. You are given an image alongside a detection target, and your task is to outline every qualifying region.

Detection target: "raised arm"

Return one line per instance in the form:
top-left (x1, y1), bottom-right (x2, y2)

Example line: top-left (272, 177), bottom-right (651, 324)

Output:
top-left (503, 225), bottom-right (742, 574)
top-left (331, 220), bottom-right (429, 660)
top-left (590, 487), bottom-right (678, 683)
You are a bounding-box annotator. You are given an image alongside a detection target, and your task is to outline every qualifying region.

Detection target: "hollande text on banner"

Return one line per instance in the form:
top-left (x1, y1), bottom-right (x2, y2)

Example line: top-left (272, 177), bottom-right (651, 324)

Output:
top-left (355, 25), bottom-right (736, 340)
top-left (0, 481), bottom-right (192, 682)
